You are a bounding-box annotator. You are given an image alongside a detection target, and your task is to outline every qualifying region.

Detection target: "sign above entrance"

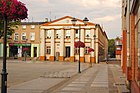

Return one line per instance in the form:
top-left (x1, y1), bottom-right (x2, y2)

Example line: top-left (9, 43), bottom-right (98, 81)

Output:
top-left (9, 43), bottom-right (31, 46)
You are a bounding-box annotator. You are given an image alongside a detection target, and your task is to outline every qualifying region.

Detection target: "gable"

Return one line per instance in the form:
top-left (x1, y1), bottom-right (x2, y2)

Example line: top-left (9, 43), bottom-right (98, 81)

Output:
top-left (42, 16), bottom-right (95, 26)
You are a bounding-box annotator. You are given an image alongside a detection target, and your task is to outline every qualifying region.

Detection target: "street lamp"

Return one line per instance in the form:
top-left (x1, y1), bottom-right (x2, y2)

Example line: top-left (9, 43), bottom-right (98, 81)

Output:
top-left (1, 17), bottom-right (8, 93)
top-left (24, 39), bottom-right (28, 62)
top-left (71, 17), bottom-right (89, 73)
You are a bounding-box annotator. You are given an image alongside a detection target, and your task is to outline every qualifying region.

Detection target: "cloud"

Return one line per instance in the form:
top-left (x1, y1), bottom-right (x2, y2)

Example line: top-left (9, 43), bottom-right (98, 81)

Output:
top-left (94, 14), bottom-right (121, 22)
top-left (19, 0), bottom-right (121, 39)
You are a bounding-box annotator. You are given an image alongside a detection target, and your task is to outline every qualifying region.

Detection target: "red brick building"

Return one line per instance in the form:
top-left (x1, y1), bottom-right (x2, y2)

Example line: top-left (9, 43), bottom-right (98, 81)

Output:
top-left (115, 37), bottom-right (122, 60)
top-left (122, 0), bottom-right (140, 93)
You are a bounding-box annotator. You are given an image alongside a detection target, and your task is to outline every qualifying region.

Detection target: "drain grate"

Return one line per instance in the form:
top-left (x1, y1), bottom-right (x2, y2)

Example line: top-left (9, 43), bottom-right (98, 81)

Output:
top-left (114, 83), bottom-right (125, 87)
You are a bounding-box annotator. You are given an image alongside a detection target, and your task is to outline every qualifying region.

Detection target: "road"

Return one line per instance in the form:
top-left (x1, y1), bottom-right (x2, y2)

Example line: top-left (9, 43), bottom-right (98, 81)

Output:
top-left (0, 60), bottom-right (89, 88)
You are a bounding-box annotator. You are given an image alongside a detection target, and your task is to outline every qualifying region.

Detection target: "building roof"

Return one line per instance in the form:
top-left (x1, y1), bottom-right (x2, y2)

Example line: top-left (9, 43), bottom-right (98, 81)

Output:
top-left (20, 22), bottom-right (46, 25)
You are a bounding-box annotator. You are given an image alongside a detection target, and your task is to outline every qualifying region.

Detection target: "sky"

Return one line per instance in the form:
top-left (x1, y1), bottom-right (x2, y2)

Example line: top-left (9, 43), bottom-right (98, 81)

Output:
top-left (19, 0), bottom-right (122, 39)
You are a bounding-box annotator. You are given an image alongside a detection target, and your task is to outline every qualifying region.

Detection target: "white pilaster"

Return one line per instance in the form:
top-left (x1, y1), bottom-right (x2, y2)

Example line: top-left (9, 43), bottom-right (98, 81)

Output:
top-left (60, 29), bottom-right (64, 57)
top-left (51, 29), bottom-right (55, 56)
top-left (91, 28), bottom-right (95, 57)
top-left (70, 29), bottom-right (75, 57)
top-left (40, 29), bottom-right (46, 57)
top-left (80, 28), bottom-right (85, 57)
top-left (95, 27), bottom-right (99, 64)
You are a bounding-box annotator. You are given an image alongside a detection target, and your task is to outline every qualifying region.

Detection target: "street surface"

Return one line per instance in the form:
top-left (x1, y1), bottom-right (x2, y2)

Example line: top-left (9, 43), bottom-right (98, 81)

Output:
top-left (0, 60), bottom-right (130, 93)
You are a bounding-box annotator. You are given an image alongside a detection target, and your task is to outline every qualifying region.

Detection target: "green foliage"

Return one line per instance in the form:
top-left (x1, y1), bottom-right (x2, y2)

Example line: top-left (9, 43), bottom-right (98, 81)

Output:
top-left (0, 20), bottom-right (20, 38)
top-left (108, 39), bottom-right (116, 58)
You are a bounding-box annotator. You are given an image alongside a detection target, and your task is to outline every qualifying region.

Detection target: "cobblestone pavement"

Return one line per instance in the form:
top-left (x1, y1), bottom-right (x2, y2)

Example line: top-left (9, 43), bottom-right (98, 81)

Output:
top-left (0, 60), bottom-right (130, 93)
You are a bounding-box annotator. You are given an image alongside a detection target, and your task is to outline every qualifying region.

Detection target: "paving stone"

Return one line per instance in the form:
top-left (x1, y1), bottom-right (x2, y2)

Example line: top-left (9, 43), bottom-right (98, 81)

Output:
top-left (72, 81), bottom-right (88, 84)
top-left (67, 83), bottom-right (86, 87)
top-left (62, 87), bottom-right (83, 91)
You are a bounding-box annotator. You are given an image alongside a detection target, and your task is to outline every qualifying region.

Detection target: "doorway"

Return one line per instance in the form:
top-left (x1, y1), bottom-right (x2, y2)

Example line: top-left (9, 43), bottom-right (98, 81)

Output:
top-left (65, 46), bottom-right (70, 57)
top-left (34, 47), bottom-right (37, 57)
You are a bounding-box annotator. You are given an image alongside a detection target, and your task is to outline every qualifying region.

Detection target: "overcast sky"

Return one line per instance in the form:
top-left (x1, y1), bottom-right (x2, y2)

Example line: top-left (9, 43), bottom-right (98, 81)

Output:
top-left (19, 0), bottom-right (122, 39)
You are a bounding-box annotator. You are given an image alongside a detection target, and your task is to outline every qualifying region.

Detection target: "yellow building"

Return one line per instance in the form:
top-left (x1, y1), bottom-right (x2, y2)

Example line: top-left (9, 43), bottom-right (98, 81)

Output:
top-left (39, 16), bottom-right (108, 63)
top-left (0, 22), bottom-right (45, 59)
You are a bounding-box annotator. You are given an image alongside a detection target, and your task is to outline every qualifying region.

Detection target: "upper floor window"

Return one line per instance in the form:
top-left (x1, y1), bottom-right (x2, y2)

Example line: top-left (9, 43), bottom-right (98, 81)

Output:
top-left (116, 47), bottom-right (121, 50)
top-left (75, 29), bottom-right (79, 38)
top-left (66, 30), bottom-right (70, 38)
top-left (46, 30), bottom-right (51, 38)
top-left (22, 25), bottom-right (26, 29)
top-left (56, 30), bottom-right (61, 38)
top-left (30, 32), bottom-right (35, 40)
top-left (21, 32), bottom-right (26, 40)
top-left (14, 33), bottom-right (19, 41)
top-left (31, 25), bottom-right (35, 29)
top-left (85, 30), bottom-right (90, 38)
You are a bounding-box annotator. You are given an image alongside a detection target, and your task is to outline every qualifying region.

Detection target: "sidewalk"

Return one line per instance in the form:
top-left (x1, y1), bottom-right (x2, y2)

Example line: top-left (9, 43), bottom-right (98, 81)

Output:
top-left (50, 63), bottom-right (130, 93)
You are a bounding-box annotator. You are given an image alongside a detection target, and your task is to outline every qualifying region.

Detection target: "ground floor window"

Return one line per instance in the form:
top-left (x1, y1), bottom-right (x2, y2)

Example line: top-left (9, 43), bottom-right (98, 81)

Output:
top-left (46, 46), bottom-right (51, 54)
top-left (85, 47), bottom-right (90, 54)
top-left (75, 48), bottom-right (79, 54)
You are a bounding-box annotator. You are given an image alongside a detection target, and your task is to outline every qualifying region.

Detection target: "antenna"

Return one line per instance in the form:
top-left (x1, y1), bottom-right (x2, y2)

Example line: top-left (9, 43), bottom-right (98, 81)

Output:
top-left (32, 17), bottom-right (33, 22)
top-left (49, 11), bottom-right (51, 22)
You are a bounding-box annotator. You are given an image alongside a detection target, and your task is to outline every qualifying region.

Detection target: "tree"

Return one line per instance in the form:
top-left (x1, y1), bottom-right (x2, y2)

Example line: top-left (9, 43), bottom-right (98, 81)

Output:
top-left (108, 39), bottom-right (116, 58)
top-left (0, 0), bottom-right (28, 38)
top-left (0, 21), bottom-right (19, 39)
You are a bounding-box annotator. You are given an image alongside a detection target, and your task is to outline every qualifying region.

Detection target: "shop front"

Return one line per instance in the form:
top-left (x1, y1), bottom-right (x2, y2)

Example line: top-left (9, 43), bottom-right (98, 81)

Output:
top-left (9, 43), bottom-right (31, 58)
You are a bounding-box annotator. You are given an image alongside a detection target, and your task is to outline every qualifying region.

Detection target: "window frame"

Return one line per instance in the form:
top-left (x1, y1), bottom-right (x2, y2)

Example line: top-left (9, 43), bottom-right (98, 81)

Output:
top-left (30, 32), bottom-right (35, 40)
top-left (14, 33), bottom-right (19, 41)
top-left (46, 46), bottom-right (51, 54)
top-left (21, 32), bottom-right (26, 41)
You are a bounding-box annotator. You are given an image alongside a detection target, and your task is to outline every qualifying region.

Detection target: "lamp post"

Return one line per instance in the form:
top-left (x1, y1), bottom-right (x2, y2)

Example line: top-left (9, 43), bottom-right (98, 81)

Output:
top-left (71, 17), bottom-right (89, 73)
top-left (1, 17), bottom-right (8, 93)
top-left (24, 39), bottom-right (28, 62)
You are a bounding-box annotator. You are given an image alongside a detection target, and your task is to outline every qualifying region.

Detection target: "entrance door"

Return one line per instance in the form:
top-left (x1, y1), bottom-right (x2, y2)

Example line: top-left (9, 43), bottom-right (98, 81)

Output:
top-left (9, 46), bottom-right (18, 57)
top-left (34, 47), bottom-right (37, 57)
top-left (66, 47), bottom-right (70, 57)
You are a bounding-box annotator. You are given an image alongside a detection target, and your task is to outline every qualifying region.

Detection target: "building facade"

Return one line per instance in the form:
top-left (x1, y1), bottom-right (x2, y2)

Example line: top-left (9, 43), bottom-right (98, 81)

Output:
top-left (122, 0), bottom-right (140, 93)
top-left (0, 22), bottom-right (44, 59)
top-left (39, 16), bottom-right (108, 63)
top-left (115, 37), bottom-right (122, 60)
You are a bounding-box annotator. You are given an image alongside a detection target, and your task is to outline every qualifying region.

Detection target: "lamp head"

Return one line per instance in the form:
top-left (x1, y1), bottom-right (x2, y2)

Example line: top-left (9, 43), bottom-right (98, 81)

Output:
top-left (83, 17), bottom-right (89, 26)
top-left (71, 17), bottom-right (77, 26)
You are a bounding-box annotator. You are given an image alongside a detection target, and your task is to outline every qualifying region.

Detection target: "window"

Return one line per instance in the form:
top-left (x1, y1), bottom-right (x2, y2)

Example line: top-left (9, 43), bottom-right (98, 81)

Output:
top-left (31, 25), bottom-right (35, 29)
top-left (85, 47), bottom-right (90, 54)
top-left (75, 48), bottom-right (79, 54)
top-left (56, 30), bottom-right (61, 38)
top-left (22, 32), bottom-right (26, 40)
top-left (75, 29), bottom-right (79, 38)
top-left (66, 30), bottom-right (70, 38)
top-left (46, 46), bottom-right (51, 54)
top-left (85, 30), bottom-right (90, 38)
top-left (30, 32), bottom-right (35, 40)
top-left (116, 41), bottom-right (119, 45)
top-left (14, 33), bottom-right (19, 41)
top-left (22, 25), bottom-right (26, 29)
top-left (116, 47), bottom-right (121, 50)
top-left (46, 30), bottom-right (51, 38)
